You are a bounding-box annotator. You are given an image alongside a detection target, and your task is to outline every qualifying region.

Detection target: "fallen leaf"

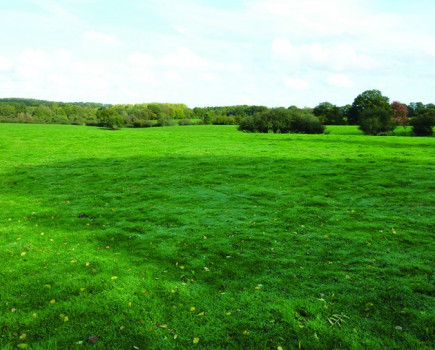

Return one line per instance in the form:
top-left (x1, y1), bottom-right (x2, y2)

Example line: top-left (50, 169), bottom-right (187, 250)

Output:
top-left (196, 312), bottom-right (204, 316)
top-left (193, 337), bottom-right (200, 344)
top-left (111, 276), bottom-right (118, 280)
top-left (190, 307), bottom-right (196, 312)
top-left (243, 330), bottom-right (250, 335)
top-left (20, 252), bottom-right (26, 257)
top-left (19, 334), bottom-right (26, 339)
top-left (86, 336), bottom-right (98, 343)
top-left (64, 316), bottom-right (69, 322)
top-left (17, 344), bottom-right (28, 349)
top-left (32, 313), bottom-right (37, 318)
top-left (50, 299), bottom-right (56, 304)
top-left (85, 262), bottom-right (90, 267)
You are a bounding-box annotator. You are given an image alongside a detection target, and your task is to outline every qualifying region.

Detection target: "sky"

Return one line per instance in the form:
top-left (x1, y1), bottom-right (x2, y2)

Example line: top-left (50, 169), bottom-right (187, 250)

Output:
top-left (1, 0), bottom-right (434, 108)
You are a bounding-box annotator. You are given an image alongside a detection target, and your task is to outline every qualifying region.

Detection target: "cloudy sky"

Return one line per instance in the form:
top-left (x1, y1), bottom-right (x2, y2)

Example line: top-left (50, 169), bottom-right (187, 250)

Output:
top-left (1, 0), bottom-right (434, 107)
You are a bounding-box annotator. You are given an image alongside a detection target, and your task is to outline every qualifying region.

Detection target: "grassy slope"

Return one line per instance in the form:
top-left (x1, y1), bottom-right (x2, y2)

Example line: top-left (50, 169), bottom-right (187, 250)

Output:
top-left (0, 124), bottom-right (434, 349)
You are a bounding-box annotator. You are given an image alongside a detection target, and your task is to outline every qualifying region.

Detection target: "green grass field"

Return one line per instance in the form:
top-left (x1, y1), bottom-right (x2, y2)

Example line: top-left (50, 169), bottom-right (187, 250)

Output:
top-left (0, 124), bottom-right (434, 349)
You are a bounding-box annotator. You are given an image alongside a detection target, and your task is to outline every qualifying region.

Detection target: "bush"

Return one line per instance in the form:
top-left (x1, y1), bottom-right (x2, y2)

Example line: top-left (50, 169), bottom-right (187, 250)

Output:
top-left (358, 108), bottom-right (395, 135)
top-left (178, 119), bottom-right (192, 126)
top-left (289, 114), bottom-right (325, 134)
top-left (96, 107), bottom-right (125, 129)
top-left (52, 115), bottom-right (70, 124)
top-left (156, 116), bottom-right (175, 127)
top-left (132, 119), bottom-right (153, 128)
top-left (107, 114), bottom-right (125, 130)
top-left (238, 108), bottom-right (324, 134)
top-left (410, 113), bottom-right (435, 136)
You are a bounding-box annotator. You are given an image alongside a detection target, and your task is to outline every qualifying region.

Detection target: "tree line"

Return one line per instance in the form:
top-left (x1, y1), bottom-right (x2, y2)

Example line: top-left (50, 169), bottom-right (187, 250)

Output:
top-left (1, 91), bottom-right (434, 136)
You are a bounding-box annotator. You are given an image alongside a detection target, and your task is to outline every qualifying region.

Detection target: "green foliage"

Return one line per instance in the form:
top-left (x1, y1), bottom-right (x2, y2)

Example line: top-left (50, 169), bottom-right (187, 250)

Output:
top-left (410, 111), bottom-right (435, 136)
top-left (156, 116), bottom-right (176, 127)
top-left (313, 102), bottom-right (346, 125)
top-left (358, 108), bottom-right (395, 135)
top-left (350, 90), bottom-right (391, 125)
top-left (96, 108), bottom-right (124, 130)
top-left (239, 108), bottom-right (324, 134)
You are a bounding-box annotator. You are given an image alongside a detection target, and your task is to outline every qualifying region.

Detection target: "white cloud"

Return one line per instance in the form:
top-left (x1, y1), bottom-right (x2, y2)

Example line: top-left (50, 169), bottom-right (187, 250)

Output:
top-left (272, 39), bottom-right (378, 72)
top-left (161, 48), bottom-right (209, 69)
top-left (0, 56), bottom-right (13, 72)
top-left (326, 74), bottom-right (353, 88)
top-left (83, 31), bottom-right (122, 47)
top-left (128, 53), bottom-right (157, 67)
top-left (284, 77), bottom-right (309, 90)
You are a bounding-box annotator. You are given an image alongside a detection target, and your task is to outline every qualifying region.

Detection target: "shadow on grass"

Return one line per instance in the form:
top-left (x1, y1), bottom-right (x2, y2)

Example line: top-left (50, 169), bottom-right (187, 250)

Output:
top-left (1, 154), bottom-right (434, 348)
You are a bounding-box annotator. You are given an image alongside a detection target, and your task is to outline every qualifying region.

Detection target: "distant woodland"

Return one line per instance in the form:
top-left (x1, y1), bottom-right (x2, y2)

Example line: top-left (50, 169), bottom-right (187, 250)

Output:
top-left (1, 92), bottom-right (434, 135)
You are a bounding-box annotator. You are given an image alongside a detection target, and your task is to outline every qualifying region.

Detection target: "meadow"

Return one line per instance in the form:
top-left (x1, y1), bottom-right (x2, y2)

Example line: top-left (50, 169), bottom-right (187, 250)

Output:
top-left (0, 124), bottom-right (434, 349)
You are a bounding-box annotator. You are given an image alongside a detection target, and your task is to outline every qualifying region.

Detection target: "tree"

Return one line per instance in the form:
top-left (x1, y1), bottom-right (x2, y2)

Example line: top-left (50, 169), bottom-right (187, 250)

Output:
top-left (358, 108), bottom-right (395, 135)
top-left (96, 107), bottom-right (125, 130)
top-left (391, 101), bottom-right (408, 127)
top-left (313, 102), bottom-right (346, 125)
top-left (238, 108), bottom-right (324, 134)
top-left (349, 89), bottom-right (391, 125)
top-left (410, 109), bottom-right (435, 136)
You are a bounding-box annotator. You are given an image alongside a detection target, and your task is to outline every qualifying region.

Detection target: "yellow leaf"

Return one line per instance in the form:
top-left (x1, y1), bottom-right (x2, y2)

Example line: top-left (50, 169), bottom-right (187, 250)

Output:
top-left (159, 324), bottom-right (168, 328)
top-left (225, 312), bottom-right (231, 316)
top-left (278, 347), bottom-right (284, 350)
top-left (50, 299), bottom-right (56, 304)
top-left (243, 330), bottom-right (250, 335)
top-left (19, 334), bottom-right (26, 339)
top-left (17, 344), bottom-right (28, 349)
top-left (196, 312), bottom-right (204, 316)
top-left (190, 307), bottom-right (196, 312)
top-left (111, 276), bottom-right (118, 280)
top-left (85, 262), bottom-right (90, 267)
top-left (20, 252), bottom-right (26, 257)
top-left (80, 288), bottom-right (85, 292)
top-left (32, 313), bottom-right (37, 318)
top-left (71, 259), bottom-right (77, 264)
top-left (64, 316), bottom-right (69, 322)
top-left (193, 337), bottom-right (200, 344)
top-left (128, 302), bottom-right (132, 307)
top-left (180, 266), bottom-right (185, 270)
top-left (255, 285), bottom-right (261, 290)
top-left (204, 267), bottom-right (210, 272)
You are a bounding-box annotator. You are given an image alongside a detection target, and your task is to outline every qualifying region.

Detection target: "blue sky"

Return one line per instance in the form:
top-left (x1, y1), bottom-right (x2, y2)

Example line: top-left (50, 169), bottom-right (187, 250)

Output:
top-left (1, 0), bottom-right (434, 107)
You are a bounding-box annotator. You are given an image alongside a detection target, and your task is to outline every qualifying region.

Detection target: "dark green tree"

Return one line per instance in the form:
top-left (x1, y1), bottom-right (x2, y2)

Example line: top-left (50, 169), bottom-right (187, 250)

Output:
top-left (358, 108), bottom-right (395, 135)
top-left (349, 90), bottom-right (391, 125)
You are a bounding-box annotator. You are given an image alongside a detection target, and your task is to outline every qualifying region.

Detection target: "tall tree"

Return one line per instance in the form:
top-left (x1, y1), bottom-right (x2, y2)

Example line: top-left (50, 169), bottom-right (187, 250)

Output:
top-left (349, 89), bottom-right (391, 125)
top-left (391, 101), bottom-right (408, 126)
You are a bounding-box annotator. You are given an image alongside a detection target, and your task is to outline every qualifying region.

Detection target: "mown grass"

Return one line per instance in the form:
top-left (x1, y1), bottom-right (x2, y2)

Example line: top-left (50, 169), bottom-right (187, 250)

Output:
top-left (0, 124), bottom-right (434, 349)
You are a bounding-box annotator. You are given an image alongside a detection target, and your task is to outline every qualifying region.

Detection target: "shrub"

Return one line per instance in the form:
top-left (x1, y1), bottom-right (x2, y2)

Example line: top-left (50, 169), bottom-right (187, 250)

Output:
top-left (96, 107), bottom-right (125, 129)
top-left (178, 119), bottom-right (192, 126)
top-left (132, 119), bottom-right (153, 128)
top-left (52, 115), bottom-right (70, 124)
top-left (410, 112), bottom-right (435, 136)
top-left (289, 114), bottom-right (325, 134)
top-left (358, 108), bottom-right (395, 135)
top-left (238, 108), bottom-right (324, 134)
top-left (156, 116), bottom-right (175, 127)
